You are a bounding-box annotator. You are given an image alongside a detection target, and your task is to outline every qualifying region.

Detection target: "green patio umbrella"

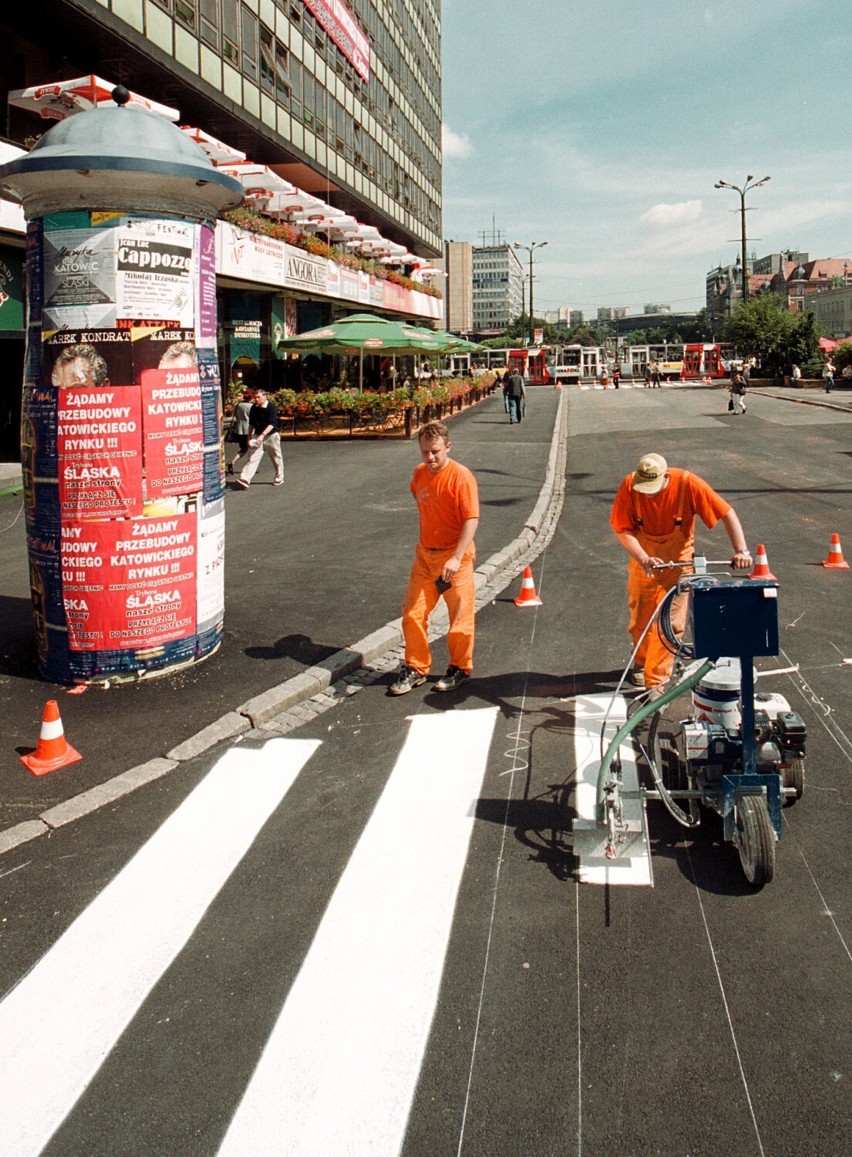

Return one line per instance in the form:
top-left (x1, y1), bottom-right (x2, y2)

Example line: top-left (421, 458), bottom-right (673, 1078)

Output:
top-left (276, 312), bottom-right (445, 391)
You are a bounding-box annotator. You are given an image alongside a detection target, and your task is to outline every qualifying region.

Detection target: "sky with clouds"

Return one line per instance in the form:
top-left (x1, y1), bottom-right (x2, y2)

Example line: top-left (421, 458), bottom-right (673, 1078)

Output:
top-left (440, 0), bottom-right (852, 320)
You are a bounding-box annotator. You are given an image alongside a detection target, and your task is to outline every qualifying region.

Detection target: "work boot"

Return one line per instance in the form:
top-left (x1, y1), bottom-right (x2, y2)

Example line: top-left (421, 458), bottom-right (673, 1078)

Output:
top-left (389, 664), bottom-right (427, 696)
top-left (434, 665), bottom-right (470, 692)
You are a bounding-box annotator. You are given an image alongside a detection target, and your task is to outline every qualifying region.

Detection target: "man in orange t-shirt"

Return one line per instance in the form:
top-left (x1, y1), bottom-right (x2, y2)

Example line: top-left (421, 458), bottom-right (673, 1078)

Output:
top-left (610, 453), bottom-right (752, 689)
top-left (390, 420), bottom-right (480, 695)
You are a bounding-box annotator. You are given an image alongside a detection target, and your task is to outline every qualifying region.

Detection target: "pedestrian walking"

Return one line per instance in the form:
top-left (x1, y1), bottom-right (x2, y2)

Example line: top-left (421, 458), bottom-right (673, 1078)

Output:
top-left (729, 369), bottom-right (747, 414)
top-left (823, 358), bottom-right (835, 393)
top-left (649, 359), bottom-right (662, 388)
top-left (501, 369), bottom-right (511, 415)
top-left (791, 364), bottom-right (802, 383)
top-left (610, 453), bottom-right (751, 691)
top-left (504, 369), bottom-right (525, 423)
top-left (236, 387), bottom-right (283, 489)
top-left (643, 364), bottom-right (652, 389)
top-left (390, 420), bottom-right (479, 696)
top-left (225, 387), bottom-right (254, 475)
top-left (612, 365), bottom-right (622, 389)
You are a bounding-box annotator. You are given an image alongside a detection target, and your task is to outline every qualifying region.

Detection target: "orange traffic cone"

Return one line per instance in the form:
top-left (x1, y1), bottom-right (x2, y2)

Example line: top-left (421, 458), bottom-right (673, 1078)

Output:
top-left (749, 544), bottom-right (777, 581)
top-left (20, 700), bottom-right (82, 776)
top-left (822, 533), bottom-right (849, 569)
top-left (513, 566), bottom-right (543, 607)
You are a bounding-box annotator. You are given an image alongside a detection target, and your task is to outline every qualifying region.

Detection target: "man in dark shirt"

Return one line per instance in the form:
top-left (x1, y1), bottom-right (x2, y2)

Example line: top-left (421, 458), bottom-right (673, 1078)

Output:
top-left (504, 370), bottom-right (526, 424)
top-left (236, 388), bottom-right (283, 488)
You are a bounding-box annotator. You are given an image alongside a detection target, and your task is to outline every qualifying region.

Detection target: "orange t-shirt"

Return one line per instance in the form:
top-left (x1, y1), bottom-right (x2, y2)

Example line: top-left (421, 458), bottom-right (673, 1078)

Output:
top-left (411, 458), bottom-right (479, 549)
top-left (609, 468), bottom-right (730, 539)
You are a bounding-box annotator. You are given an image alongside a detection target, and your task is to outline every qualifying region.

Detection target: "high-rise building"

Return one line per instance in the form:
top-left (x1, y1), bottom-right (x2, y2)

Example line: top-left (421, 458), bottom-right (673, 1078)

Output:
top-left (438, 241), bottom-right (473, 334)
top-left (0, 0), bottom-right (443, 450)
top-left (471, 243), bottom-right (523, 335)
top-left (2, 1), bottom-right (441, 255)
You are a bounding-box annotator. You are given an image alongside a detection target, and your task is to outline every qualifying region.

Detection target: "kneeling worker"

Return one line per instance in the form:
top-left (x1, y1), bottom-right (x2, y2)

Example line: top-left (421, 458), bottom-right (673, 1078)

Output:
top-left (610, 453), bottom-right (752, 690)
top-left (390, 420), bottom-right (479, 695)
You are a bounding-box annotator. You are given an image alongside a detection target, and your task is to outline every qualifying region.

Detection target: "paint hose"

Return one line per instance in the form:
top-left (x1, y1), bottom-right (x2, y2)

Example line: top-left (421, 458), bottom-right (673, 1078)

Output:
top-left (596, 658), bottom-right (715, 816)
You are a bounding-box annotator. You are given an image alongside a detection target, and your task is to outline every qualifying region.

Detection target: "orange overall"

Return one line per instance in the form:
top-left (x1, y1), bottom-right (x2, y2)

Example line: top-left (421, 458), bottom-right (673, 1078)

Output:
top-left (611, 470), bottom-right (730, 687)
top-left (402, 544), bottom-right (476, 675)
top-left (402, 458), bottom-right (479, 676)
top-left (400, 453), bottom-right (479, 675)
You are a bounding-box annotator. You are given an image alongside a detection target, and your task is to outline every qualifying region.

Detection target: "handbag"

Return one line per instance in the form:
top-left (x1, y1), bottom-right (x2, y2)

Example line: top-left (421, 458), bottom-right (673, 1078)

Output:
top-left (225, 420), bottom-right (240, 443)
top-left (728, 398), bottom-right (734, 411)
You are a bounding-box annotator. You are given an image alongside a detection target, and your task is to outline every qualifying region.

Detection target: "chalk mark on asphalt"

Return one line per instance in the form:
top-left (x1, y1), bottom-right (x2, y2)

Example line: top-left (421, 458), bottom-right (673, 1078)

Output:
top-left (686, 848), bottom-right (767, 1157)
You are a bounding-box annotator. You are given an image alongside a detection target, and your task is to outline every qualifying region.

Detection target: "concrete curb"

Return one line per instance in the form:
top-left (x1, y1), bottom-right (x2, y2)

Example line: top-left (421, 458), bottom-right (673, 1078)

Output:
top-left (0, 392), bottom-right (567, 856)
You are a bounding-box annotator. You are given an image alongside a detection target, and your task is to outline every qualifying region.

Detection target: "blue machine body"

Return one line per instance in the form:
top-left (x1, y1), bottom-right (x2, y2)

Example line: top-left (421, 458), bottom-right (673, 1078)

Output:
top-left (690, 578), bottom-right (779, 659)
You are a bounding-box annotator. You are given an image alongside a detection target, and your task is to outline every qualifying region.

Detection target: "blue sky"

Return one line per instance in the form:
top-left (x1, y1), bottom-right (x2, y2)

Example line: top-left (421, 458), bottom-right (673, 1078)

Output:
top-left (440, 0), bottom-right (852, 320)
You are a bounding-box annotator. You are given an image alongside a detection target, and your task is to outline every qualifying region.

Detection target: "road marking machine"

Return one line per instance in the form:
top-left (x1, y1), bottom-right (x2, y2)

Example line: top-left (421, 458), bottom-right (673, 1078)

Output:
top-left (572, 558), bottom-right (807, 888)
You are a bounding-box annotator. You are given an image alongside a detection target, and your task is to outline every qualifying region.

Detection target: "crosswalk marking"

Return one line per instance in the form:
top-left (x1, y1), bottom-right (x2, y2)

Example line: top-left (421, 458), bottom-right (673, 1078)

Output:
top-left (219, 707), bottom-right (499, 1156)
top-left (0, 738), bottom-right (320, 1157)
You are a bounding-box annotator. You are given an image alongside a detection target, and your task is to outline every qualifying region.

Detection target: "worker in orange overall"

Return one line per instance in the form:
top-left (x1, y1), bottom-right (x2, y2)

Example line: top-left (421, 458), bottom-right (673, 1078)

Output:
top-left (390, 420), bottom-right (479, 696)
top-left (610, 453), bottom-right (752, 690)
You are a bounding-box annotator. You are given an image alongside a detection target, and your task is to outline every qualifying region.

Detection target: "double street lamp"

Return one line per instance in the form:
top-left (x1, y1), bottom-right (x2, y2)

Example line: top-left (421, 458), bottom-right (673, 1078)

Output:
top-left (714, 175), bottom-right (771, 303)
top-left (514, 240), bottom-right (547, 345)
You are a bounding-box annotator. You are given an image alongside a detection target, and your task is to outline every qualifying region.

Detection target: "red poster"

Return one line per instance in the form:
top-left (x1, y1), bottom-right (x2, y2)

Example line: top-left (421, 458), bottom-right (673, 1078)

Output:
top-left (61, 513), bottom-right (197, 650)
top-left (57, 386), bottom-right (143, 518)
top-left (141, 366), bottom-right (204, 498)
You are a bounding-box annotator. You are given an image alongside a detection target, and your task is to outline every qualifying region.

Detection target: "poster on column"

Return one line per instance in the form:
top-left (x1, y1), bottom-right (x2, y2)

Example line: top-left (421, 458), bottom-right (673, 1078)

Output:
top-left (56, 385), bottom-right (143, 519)
top-left (115, 219), bottom-right (195, 324)
top-left (61, 513), bottom-right (198, 651)
top-left (42, 214), bottom-right (117, 331)
top-left (141, 365), bottom-right (204, 499)
top-left (196, 224), bottom-right (218, 347)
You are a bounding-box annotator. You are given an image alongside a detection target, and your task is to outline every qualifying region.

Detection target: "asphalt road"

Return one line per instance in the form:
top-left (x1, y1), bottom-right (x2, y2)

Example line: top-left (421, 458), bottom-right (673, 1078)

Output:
top-left (0, 385), bottom-right (562, 835)
top-left (0, 383), bottom-right (850, 1155)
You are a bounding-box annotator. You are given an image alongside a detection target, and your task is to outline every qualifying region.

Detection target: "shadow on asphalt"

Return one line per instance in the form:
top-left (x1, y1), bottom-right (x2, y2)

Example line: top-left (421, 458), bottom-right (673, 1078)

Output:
top-left (0, 595), bottom-right (40, 679)
top-left (244, 632), bottom-right (341, 664)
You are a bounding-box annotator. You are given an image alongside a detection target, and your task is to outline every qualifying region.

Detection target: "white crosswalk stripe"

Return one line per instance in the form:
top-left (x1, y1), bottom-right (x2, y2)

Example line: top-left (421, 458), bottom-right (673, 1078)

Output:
top-left (0, 710), bottom-right (499, 1156)
top-left (219, 707), bottom-right (498, 1155)
top-left (0, 738), bottom-right (320, 1156)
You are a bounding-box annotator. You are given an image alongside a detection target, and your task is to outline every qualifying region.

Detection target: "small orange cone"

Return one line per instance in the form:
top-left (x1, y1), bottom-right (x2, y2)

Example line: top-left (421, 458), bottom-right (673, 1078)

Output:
top-left (822, 533), bottom-right (849, 569)
top-left (513, 566), bottom-right (543, 607)
top-left (748, 544), bottom-right (777, 581)
top-left (20, 700), bottom-right (82, 776)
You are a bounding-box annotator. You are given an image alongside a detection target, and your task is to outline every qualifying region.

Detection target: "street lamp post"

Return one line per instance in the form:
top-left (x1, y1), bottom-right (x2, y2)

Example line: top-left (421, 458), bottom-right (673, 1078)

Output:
top-left (514, 240), bottom-right (547, 345)
top-left (520, 274), bottom-right (529, 331)
top-left (714, 175), bottom-right (771, 303)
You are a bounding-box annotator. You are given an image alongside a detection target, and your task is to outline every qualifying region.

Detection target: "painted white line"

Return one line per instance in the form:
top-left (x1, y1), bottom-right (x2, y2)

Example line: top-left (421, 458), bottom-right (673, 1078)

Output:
top-left (219, 707), bottom-right (498, 1157)
top-left (572, 693), bottom-right (652, 887)
top-left (0, 738), bottom-right (319, 1157)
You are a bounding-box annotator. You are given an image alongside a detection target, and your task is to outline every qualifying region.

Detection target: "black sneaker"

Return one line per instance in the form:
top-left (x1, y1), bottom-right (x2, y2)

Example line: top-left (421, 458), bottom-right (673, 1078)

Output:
top-left (389, 664), bottom-right (427, 696)
top-left (435, 665), bottom-right (470, 692)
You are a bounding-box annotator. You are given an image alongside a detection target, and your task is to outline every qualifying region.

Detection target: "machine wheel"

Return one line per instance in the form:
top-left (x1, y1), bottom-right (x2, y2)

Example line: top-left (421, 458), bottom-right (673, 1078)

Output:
top-left (782, 758), bottom-right (805, 803)
top-left (735, 795), bottom-right (775, 887)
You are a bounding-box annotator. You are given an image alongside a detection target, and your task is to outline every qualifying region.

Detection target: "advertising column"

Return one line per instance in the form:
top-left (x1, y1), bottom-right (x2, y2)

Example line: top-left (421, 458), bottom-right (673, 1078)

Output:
top-left (0, 96), bottom-right (242, 683)
top-left (23, 211), bottom-right (225, 682)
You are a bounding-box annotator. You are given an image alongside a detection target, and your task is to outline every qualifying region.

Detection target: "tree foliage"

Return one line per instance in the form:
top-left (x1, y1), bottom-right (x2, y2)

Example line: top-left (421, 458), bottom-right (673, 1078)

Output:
top-left (722, 294), bottom-right (822, 371)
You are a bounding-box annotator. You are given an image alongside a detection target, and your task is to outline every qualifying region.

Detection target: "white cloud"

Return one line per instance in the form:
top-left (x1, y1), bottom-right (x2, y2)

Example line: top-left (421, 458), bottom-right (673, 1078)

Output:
top-left (639, 200), bottom-right (703, 230)
top-left (442, 124), bottom-right (472, 160)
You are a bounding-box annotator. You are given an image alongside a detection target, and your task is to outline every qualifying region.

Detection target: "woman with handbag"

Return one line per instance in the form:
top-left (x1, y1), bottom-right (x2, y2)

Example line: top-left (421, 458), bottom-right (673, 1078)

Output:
top-left (225, 387), bottom-right (255, 473)
top-left (729, 369), bottom-right (747, 415)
